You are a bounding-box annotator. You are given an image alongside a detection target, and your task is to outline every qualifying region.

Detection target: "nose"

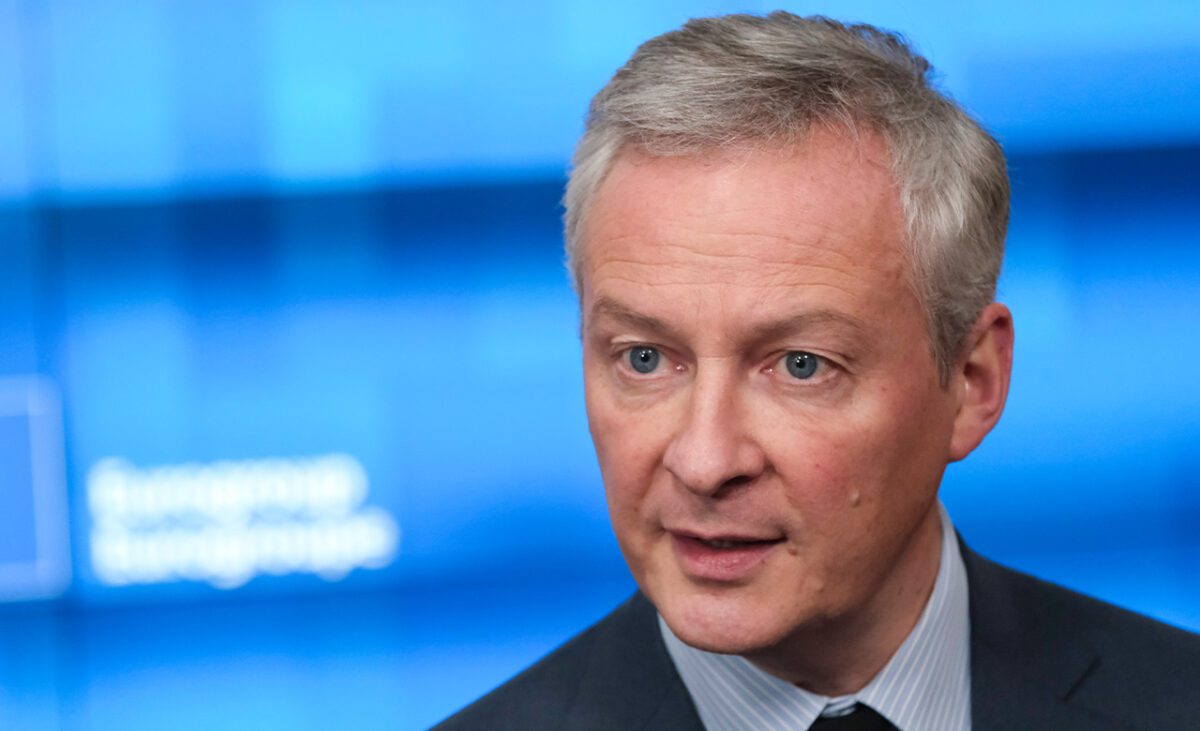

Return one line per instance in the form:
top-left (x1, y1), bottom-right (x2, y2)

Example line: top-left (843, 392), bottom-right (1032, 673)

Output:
top-left (662, 363), bottom-right (766, 497)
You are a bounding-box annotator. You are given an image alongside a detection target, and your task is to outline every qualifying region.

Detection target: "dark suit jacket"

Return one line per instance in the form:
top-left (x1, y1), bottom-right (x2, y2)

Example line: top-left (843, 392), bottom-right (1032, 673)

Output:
top-left (434, 545), bottom-right (1200, 730)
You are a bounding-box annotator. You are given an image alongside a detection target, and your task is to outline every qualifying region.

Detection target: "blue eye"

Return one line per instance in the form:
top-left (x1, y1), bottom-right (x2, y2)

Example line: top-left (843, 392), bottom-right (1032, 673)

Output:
top-left (784, 351), bottom-right (820, 379)
top-left (629, 347), bottom-right (661, 374)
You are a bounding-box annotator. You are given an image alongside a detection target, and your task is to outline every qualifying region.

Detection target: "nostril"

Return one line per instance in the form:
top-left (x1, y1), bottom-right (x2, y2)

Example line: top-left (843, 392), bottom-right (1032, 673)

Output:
top-left (721, 474), bottom-right (754, 490)
top-left (705, 473), bottom-right (757, 499)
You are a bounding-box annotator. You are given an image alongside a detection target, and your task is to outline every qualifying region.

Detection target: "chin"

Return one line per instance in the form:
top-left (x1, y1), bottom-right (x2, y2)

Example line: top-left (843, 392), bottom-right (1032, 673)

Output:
top-left (654, 581), bottom-right (798, 656)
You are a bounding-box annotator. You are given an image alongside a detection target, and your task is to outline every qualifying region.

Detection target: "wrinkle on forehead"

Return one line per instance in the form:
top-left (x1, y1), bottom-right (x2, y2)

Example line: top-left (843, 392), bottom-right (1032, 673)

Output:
top-left (579, 135), bottom-right (905, 292)
top-left (588, 232), bottom-right (902, 298)
top-left (588, 199), bottom-right (894, 264)
top-left (589, 266), bottom-right (871, 304)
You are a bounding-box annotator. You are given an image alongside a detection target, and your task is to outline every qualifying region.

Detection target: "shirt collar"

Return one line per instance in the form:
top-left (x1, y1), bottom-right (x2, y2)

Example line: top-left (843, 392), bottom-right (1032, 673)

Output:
top-left (660, 503), bottom-right (971, 731)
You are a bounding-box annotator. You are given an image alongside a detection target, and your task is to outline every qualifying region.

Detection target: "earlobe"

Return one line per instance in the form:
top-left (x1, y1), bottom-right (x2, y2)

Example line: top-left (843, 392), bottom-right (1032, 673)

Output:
top-left (948, 303), bottom-right (1014, 462)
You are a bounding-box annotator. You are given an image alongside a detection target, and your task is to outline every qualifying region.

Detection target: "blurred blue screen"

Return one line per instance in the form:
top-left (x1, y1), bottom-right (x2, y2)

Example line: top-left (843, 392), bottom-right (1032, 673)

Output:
top-left (0, 1), bottom-right (1198, 729)
top-left (0, 412), bottom-right (38, 565)
top-left (0, 378), bottom-right (69, 603)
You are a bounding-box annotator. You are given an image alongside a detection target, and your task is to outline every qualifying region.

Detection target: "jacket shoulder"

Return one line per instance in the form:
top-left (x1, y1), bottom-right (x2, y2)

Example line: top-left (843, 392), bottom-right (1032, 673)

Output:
top-left (431, 606), bottom-right (611, 730)
top-left (432, 593), bottom-right (686, 731)
top-left (965, 547), bottom-right (1200, 726)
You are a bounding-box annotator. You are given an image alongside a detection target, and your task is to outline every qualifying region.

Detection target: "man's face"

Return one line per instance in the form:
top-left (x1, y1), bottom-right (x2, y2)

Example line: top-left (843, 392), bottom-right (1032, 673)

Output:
top-left (579, 129), bottom-right (963, 663)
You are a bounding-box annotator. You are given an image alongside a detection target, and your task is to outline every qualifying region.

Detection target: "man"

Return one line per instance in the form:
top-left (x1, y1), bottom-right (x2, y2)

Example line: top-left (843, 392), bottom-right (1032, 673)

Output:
top-left (437, 12), bottom-right (1200, 730)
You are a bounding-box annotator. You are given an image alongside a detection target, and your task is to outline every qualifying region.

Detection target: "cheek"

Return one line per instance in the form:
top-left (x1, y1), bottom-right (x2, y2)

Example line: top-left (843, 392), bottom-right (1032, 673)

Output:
top-left (584, 394), bottom-right (672, 577)
top-left (586, 391), bottom-right (641, 473)
top-left (769, 433), bottom-right (876, 525)
top-left (583, 374), bottom-right (669, 516)
top-left (767, 383), bottom-right (951, 519)
top-left (582, 357), bottom-right (620, 462)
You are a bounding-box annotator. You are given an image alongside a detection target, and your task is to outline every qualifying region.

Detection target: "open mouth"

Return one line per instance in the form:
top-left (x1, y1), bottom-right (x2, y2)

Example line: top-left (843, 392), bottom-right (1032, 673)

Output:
top-left (670, 532), bottom-right (785, 581)
top-left (689, 536), bottom-right (782, 550)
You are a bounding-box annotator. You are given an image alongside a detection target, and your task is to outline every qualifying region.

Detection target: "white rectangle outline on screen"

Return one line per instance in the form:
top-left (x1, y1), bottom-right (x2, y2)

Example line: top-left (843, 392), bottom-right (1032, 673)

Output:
top-left (0, 376), bottom-right (71, 601)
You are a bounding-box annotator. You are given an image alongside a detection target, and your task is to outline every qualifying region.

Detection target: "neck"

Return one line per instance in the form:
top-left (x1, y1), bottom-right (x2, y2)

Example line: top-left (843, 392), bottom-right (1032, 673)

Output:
top-left (744, 504), bottom-right (944, 696)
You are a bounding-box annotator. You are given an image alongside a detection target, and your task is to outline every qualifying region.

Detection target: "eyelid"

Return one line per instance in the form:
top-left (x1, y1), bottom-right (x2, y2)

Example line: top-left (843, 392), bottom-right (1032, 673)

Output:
top-left (615, 343), bottom-right (682, 377)
top-left (766, 349), bottom-right (842, 383)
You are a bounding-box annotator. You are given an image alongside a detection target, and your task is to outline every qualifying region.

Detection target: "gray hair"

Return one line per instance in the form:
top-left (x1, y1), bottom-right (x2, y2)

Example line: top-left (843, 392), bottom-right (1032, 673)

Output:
top-left (563, 12), bottom-right (1009, 382)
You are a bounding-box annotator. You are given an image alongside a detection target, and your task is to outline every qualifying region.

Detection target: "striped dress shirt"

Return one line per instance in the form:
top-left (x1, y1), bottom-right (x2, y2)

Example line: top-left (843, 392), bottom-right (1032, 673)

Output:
top-left (660, 504), bottom-right (971, 730)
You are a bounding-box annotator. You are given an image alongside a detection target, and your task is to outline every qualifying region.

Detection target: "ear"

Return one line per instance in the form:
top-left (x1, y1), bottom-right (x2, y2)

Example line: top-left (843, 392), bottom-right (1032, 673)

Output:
top-left (948, 302), bottom-right (1014, 462)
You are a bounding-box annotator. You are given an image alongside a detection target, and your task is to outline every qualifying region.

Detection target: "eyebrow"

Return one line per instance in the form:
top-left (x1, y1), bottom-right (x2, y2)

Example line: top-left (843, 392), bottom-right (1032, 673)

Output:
top-left (745, 310), bottom-right (872, 347)
top-left (587, 296), bottom-right (872, 349)
top-left (587, 297), bottom-right (687, 342)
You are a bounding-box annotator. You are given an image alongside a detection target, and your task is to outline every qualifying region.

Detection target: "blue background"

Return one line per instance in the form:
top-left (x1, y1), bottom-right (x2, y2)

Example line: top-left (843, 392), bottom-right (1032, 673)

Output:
top-left (1, 1), bottom-right (1199, 728)
top-left (0, 413), bottom-right (38, 567)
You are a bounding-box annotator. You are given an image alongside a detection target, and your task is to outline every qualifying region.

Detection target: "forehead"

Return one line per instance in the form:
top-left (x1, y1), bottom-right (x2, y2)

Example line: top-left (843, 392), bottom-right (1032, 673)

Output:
top-left (578, 129), bottom-right (910, 327)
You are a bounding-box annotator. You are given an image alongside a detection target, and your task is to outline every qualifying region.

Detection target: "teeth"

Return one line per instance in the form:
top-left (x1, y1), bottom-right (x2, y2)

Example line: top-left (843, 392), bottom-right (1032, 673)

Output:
top-left (703, 539), bottom-right (744, 549)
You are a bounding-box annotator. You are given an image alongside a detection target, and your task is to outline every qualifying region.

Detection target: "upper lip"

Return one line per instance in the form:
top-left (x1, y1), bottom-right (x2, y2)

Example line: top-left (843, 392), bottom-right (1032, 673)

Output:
top-left (668, 528), bottom-right (783, 543)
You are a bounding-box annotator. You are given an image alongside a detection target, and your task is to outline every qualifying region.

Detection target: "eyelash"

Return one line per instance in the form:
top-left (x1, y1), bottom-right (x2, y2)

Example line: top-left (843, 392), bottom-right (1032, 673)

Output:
top-left (615, 345), bottom-right (841, 385)
top-left (764, 351), bottom-right (839, 384)
top-left (616, 344), bottom-right (682, 377)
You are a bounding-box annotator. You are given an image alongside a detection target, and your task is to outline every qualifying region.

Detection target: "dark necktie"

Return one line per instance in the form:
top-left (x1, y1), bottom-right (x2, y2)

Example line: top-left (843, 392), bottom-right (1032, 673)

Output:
top-left (808, 703), bottom-right (896, 730)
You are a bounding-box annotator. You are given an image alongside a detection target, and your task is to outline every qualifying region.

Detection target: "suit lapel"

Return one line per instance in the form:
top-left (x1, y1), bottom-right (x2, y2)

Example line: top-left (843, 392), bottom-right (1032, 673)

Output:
top-left (962, 542), bottom-right (1131, 730)
top-left (970, 641), bottom-right (1127, 730)
top-left (563, 593), bottom-right (705, 731)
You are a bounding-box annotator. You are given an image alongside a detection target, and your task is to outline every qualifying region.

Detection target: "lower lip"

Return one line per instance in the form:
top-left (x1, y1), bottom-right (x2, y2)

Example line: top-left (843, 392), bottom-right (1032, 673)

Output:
top-left (670, 533), bottom-right (782, 582)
